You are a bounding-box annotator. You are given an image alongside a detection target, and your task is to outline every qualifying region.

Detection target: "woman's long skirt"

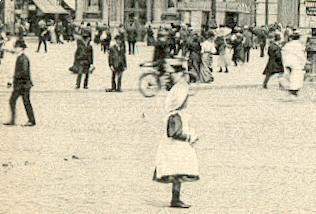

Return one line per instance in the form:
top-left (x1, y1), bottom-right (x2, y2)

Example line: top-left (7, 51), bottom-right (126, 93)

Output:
top-left (199, 53), bottom-right (214, 83)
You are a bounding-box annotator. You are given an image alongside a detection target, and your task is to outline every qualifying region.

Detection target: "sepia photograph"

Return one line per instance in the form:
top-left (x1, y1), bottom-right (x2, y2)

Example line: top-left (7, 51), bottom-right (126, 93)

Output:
top-left (0, 0), bottom-right (315, 213)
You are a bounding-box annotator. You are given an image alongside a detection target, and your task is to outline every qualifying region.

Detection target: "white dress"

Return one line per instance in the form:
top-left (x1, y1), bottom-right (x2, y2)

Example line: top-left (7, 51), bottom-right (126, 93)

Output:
top-left (154, 111), bottom-right (199, 183)
top-left (282, 40), bottom-right (306, 90)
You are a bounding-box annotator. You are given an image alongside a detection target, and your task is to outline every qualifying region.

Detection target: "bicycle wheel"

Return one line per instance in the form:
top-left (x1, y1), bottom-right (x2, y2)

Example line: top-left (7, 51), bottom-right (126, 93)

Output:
top-left (139, 73), bottom-right (161, 98)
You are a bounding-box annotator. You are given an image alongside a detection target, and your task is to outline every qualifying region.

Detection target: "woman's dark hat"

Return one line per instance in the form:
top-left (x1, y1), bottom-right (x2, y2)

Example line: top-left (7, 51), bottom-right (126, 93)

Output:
top-left (14, 39), bottom-right (27, 49)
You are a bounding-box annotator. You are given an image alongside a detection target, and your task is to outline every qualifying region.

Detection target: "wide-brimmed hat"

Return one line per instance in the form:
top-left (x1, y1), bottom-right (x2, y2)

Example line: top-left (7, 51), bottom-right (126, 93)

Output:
top-left (165, 78), bottom-right (189, 112)
top-left (14, 39), bottom-right (27, 49)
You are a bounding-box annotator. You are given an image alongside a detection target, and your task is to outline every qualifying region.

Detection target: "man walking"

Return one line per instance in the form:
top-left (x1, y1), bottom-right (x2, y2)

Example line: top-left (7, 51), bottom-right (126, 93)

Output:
top-left (243, 26), bottom-right (253, 63)
top-left (257, 26), bottom-right (268, 58)
top-left (262, 33), bottom-right (284, 89)
top-left (126, 23), bottom-right (137, 55)
top-left (36, 20), bottom-right (48, 53)
top-left (107, 35), bottom-right (127, 92)
top-left (4, 39), bottom-right (36, 127)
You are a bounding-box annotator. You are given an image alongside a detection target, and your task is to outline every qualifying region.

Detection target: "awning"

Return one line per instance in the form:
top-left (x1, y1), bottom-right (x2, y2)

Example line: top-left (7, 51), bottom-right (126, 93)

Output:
top-left (32, 0), bottom-right (68, 14)
top-left (63, 0), bottom-right (75, 11)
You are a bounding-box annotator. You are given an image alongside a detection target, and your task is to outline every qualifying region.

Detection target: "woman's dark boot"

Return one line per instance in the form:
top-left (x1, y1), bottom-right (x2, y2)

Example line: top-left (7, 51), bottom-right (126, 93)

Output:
top-left (218, 67), bottom-right (222, 73)
top-left (225, 67), bottom-right (229, 73)
top-left (170, 182), bottom-right (191, 208)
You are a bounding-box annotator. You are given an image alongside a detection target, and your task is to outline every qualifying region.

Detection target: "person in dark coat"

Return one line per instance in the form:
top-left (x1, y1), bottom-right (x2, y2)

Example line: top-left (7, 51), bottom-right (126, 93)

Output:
top-left (257, 26), bottom-right (268, 57)
top-left (231, 28), bottom-right (244, 66)
top-left (147, 25), bottom-right (155, 46)
top-left (107, 35), bottom-right (127, 92)
top-left (36, 23), bottom-right (48, 53)
top-left (75, 33), bottom-right (94, 89)
top-left (126, 23), bottom-right (137, 55)
top-left (187, 33), bottom-right (201, 82)
top-left (243, 26), bottom-right (253, 63)
top-left (263, 33), bottom-right (284, 89)
top-left (4, 39), bottom-right (36, 126)
top-left (153, 30), bottom-right (171, 74)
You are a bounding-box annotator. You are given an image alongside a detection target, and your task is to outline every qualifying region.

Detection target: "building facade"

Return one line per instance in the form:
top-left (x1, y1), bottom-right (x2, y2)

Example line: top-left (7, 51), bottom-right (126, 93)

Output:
top-left (255, 0), bottom-right (316, 29)
top-left (75, 0), bottom-right (254, 30)
top-left (75, 0), bottom-right (172, 27)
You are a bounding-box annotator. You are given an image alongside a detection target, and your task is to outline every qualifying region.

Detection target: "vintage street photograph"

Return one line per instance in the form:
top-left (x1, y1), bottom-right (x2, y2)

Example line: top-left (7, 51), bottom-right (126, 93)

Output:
top-left (0, 0), bottom-right (315, 213)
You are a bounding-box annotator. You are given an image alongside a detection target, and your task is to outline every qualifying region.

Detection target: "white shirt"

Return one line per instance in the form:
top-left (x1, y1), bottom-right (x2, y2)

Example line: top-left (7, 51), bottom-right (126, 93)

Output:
top-left (201, 40), bottom-right (216, 53)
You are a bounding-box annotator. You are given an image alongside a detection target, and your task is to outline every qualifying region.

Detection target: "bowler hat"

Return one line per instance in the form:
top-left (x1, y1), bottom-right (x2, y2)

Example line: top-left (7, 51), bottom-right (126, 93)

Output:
top-left (14, 39), bottom-right (27, 49)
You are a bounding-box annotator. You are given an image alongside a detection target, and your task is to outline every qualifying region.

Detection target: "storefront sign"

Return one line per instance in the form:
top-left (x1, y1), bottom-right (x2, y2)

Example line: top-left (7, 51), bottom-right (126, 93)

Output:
top-left (306, 0), bottom-right (316, 16)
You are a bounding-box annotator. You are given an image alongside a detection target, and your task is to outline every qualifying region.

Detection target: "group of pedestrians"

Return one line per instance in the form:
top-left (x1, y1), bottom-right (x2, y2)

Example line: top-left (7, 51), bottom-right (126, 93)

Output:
top-left (36, 18), bottom-right (76, 53)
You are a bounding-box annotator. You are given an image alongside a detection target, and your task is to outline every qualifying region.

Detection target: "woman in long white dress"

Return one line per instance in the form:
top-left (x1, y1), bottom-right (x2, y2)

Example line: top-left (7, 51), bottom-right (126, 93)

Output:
top-left (200, 31), bottom-right (216, 83)
top-left (153, 73), bottom-right (199, 208)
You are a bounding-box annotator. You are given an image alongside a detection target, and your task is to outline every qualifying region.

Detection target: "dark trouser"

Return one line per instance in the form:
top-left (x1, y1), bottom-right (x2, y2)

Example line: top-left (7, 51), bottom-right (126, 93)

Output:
top-left (260, 43), bottom-right (265, 57)
top-left (111, 70), bottom-right (123, 91)
top-left (76, 73), bottom-right (89, 88)
top-left (37, 37), bottom-right (47, 52)
top-left (56, 32), bottom-right (63, 44)
top-left (263, 72), bottom-right (276, 88)
top-left (244, 47), bottom-right (251, 62)
top-left (9, 88), bottom-right (35, 124)
top-left (171, 181), bottom-right (181, 202)
top-left (128, 41), bottom-right (136, 55)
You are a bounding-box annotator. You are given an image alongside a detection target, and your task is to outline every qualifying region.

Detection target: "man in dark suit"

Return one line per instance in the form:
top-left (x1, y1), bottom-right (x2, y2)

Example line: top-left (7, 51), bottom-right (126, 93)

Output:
top-left (106, 35), bottom-right (127, 92)
top-left (4, 39), bottom-right (36, 126)
top-left (75, 31), bottom-right (94, 89)
top-left (126, 23), bottom-right (137, 55)
top-left (262, 33), bottom-right (284, 89)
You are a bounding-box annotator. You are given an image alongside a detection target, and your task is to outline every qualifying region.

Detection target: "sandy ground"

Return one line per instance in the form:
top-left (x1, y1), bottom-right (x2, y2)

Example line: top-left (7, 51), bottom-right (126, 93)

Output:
top-left (0, 40), bottom-right (315, 213)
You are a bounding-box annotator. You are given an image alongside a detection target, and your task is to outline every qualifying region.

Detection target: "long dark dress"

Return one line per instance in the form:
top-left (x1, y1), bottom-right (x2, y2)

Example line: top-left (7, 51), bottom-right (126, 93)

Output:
top-left (188, 39), bottom-right (201, 82)
top-left (147, 27), bottom-right (155, 46)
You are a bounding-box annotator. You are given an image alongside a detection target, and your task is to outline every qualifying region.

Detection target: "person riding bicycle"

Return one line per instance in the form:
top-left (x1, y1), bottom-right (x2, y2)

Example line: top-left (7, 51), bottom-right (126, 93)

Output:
top-left (153, 28), bottom-right (186, 74)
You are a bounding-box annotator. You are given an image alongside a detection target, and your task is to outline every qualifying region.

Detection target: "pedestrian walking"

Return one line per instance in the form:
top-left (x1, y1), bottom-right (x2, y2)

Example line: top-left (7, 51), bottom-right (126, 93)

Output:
top-left (36, 21), bottom-right (48, 53)
top-left (200, 31), bottom-right (216, 83)
top-left (187, 33), bottom-right (201, 82)
top-left (231, 27), bottom-right (245, 66)
top-left (4, 39), bottom-right (36, 127)
top-left (257, 26), bottom-right (268, 57)
top-left (153, 73), bottom-right (199, 209)
top-left (215, 29), bottom-right (230, 73)
top-left (262, 33), bottom-right (284, 89)
top-left (75, 32), bottom-right (94, 89)
top-left (243, 26), bottom-right (253, 63)
top-left (126, 23), bottom-right (137, 55)
top-left (147, 25), bottom-right (155, 46)
top-left (281, 31), bottom-right (307, 96)
top-left (106, 35), bottom-right (127, 92)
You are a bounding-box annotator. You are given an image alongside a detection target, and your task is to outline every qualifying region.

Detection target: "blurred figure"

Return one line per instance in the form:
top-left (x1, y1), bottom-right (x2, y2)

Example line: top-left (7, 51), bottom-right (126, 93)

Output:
top-left (257, 26), bottom-right (268, 57)
top-left (147, 25), bottom-right (155, 46)
top-left (281, 31), bottom-right (307, 96)
top-left (262, 33), bottom-right (284, 89)
top-left (126, 22), bottom-right (137, 55)
top-left (36, 20), bottom-right (48, 53)
top-left (243, 25), bottom-right (253, 63)
top-left (200, 31), bottom-right (216, 83)
top-left (187, 33), bottom-right (201, 82)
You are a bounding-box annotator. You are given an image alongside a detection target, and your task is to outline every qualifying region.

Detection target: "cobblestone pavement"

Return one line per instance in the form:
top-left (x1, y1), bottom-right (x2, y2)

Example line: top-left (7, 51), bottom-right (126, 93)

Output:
top-left (0, 40), bottom-right (316, 213)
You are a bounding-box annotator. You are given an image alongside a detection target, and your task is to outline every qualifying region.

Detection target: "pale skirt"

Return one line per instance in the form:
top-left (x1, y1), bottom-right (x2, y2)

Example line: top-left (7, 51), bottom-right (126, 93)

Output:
top-left (154, 139), bottom-right (199, 183)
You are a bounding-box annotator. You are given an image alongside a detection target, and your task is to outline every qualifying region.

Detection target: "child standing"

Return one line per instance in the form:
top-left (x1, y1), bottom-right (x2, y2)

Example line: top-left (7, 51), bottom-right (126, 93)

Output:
top-left (153, 73), bottom-right (200, 208)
